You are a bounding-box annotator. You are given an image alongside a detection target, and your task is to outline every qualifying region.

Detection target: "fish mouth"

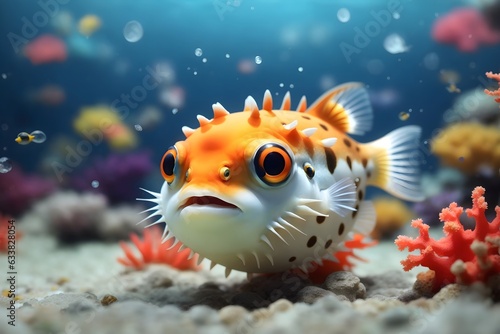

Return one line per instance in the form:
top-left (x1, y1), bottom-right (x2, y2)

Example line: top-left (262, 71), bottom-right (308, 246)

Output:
top-left (178, 196), bottom-right (241, 211)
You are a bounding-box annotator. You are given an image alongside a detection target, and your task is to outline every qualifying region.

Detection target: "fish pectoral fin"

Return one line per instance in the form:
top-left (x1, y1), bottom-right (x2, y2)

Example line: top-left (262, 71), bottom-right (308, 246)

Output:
top-left (351, 200), bottom-right (376, 235)
top-left (306, 82), bottom-right (373, 135)
top-left (365, 125), bottom-right (424, 202)
top-left (325, 177), bottom-right (357, 217)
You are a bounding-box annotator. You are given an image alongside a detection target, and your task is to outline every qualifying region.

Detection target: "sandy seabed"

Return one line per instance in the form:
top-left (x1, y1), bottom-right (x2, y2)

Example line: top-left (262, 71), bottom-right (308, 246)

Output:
top-left (1, 229), bottom-right (500, 334)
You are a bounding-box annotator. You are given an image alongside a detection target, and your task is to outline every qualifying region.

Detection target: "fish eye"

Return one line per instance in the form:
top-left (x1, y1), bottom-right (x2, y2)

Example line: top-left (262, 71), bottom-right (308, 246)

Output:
top-left (219, 166), bottom-right (231, 181)
top-left (253, 143), bottom-right (293, 186)
top-left (161, 146), bottom-right (177, 184)
top-left (303, 162), bottom-right (315, 178)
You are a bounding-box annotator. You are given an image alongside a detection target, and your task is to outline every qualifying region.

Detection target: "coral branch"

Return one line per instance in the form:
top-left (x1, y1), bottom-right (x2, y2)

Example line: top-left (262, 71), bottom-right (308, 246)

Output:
top-left (484, 71), bottom-right (500, 103)
top-left (395, 186), bottom-right (500, 292)
top-left (118, 226), bottom-right (200, 271)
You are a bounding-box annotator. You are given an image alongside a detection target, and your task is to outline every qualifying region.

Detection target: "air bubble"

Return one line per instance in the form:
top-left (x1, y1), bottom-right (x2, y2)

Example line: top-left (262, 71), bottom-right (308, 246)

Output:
top-left (337, 8), bottom-right (350, 23)
top-left (134, 124), bottom-right (143, 131)
top-left (255, 56), bottom-right (262, 64)
top-left (31, 130), bottom-right (46, 143)
top-left (91, 180), bottom-right (100, 188)
top-left (172, 108), bottom-right (178, 115)
top-left (123, 20), bottom-right (144, 43)
top-left (0, 157), bottom-right (12, 173)
top-left (194, 48), bottom-right (203, 57)
top-left (298, 67), bottom-right (303, 72)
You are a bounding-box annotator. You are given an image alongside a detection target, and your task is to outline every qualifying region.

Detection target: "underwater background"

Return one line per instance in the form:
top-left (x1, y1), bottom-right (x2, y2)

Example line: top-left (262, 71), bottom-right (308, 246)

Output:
top-left (1, 1), bottom-right (500, 333)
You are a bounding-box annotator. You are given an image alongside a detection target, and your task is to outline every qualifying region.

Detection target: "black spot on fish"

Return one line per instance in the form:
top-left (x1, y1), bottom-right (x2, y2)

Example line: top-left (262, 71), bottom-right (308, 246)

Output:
top-left (338, 223), bottom-right (345, 235)
top-left (301, 115), bottom-right (311, 120)
top-left (316, 216), bottom-right (326, 224)
top-left (324, 147), bottom-right (337, 174)
top-left (325, 239), bottom-right (333, 249)
top-left (319, 123), bottom-right (328, 131)
top-left (289, 256), bottom-right (296, 262)
top-left (346, 156), bottom-right (352, 170)
top-left (358, 190), bottom-right (364, 201)
top-left (362, 158), bottom-right (368, 168)
top-left (307, 236), bottom-right (317, 248)
top-left (343, 138), bottom-right (351, 147)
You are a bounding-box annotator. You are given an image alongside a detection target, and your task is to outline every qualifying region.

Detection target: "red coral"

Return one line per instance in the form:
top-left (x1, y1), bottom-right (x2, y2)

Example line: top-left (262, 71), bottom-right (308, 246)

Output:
top-left (118, 226), bottom-right (201, 271)
top-left (484, 71), bottom-right (500, 103)
top-left (395, 187), bottom-right (500, 292)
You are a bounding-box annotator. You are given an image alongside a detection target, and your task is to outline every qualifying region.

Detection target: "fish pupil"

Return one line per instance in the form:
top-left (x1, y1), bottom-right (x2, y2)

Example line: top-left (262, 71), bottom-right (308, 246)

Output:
top-left (264, 152), bottom-right (285, 175)
top-left (163, 153), bottom-right (175, 176)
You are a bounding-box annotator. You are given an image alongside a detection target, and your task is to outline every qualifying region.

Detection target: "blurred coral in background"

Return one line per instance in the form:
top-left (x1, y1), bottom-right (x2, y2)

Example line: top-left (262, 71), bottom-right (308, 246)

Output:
top-left (431, 8), bottom-right (500, 52)
top-left (71, 151), bottom-right (153, 204)
top-left (23, 34), bottom-right (67, 65)
top-left (371, 197), bottom-right (414, 240)
top-left (0, 166), bottom-right (56, 217)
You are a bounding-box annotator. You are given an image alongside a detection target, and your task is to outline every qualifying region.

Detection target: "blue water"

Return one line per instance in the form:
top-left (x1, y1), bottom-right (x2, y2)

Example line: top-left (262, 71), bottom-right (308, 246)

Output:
top-left (0, 0), bottom-right (498, 178)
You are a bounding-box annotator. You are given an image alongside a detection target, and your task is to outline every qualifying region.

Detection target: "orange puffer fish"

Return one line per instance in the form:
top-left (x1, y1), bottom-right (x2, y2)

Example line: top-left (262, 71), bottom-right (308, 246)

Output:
top-left (140, 83), bottom-right (423, 277)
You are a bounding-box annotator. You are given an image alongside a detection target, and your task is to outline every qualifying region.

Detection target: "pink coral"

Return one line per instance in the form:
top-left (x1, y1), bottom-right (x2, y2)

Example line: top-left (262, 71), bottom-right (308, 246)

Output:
top-left (395, 187), bottom-right (500, 292)
top-left (118, 226), bottom-right (201, 271)
top-left (484, 71), bottom-right (500, 103)
top-left (431, 8), bottom-right (500, 52)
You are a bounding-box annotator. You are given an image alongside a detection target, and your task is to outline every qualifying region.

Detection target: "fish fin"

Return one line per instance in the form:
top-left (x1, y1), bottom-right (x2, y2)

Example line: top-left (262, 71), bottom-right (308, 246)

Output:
top-left (306, 82), bottom-right (373, 135)
top-left (352, 201), bottom-right (376, 235)
top-left (325, 177), bottom-right (357, 217)
top-left (365, 125), bottom-right (424, 201)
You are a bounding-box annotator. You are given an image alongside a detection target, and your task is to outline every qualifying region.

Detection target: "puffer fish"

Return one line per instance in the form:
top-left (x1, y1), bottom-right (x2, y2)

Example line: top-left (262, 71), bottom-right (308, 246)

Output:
top-left (140, 83), bottom-right (423, 277)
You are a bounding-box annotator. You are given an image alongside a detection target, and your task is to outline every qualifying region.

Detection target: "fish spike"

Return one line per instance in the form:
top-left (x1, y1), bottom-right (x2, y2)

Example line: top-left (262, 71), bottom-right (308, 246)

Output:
top-left (210, 261), bottom-right (217, 270)
top-left (297, 95), bottom-right (307, 112)
top-left (301, 127), bottom-right (317, 138)
top-left (265, 253), bottom-right (274, 266)
top-left (280, 91), bottom-right (291, 110)
top-left (283, 120), bottom-right (298, 131)
top-left (263, 89), bottom-right (273, 112)
top-left (245, 95), bottom-right (261, 119)
top-left (237, 253), bottom-right (246, 265)
top-left (188, 250), bottom-right (196, 260)
top-left (225, 267), bottom-right (232, 278)
top-left (321, 137), bottom-right (337, 147)
top-left (182, 126), bottom-right (195, 138)
top-left (197, 114), bottom-right (211, 127)
top-left (196, 255), bottom-right (205, 266)
top-left (212, 102), bottom-right (230, 118)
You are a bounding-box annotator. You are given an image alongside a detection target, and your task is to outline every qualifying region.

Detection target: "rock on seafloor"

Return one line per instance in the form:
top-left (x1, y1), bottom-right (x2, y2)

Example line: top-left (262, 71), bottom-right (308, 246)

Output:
top-left (1, 234), bottom-right (500, 334)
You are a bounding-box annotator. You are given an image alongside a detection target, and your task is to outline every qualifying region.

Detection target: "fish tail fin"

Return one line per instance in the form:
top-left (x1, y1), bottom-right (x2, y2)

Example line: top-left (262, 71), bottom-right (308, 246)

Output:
top-left (365, 125), bottom-right (424, 201)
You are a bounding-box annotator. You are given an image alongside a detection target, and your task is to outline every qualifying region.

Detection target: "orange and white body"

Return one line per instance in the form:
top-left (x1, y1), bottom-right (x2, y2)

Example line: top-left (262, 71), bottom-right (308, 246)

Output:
top-left (140, 83), bottom-right (423, 276)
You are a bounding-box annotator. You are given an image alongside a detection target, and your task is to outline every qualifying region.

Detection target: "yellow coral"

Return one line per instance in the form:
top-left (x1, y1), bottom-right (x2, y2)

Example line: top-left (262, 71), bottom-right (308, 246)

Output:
top-left (371, 197), bottom-right (413, 240)
top-left (431, 122), bottom-right (500, 174)
top-left (73, 105), bottom-right (137, 150)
